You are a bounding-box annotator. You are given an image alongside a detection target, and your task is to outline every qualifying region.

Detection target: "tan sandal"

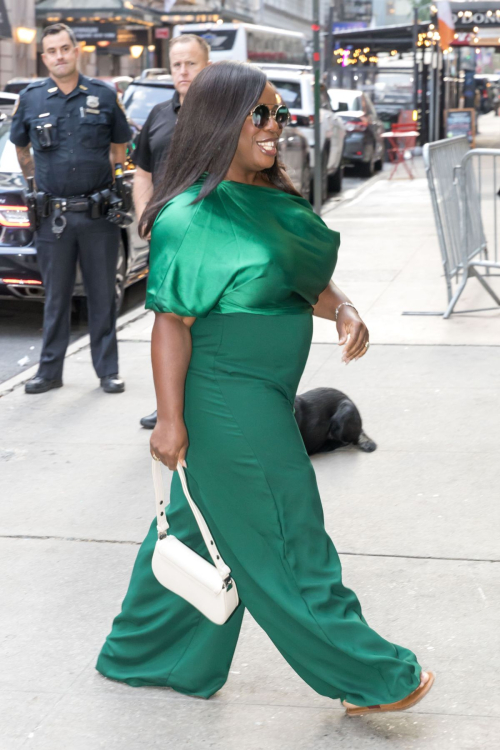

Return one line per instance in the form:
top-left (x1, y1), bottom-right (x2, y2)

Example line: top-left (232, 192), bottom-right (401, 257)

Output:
top-left (343, 671), bottom-right (435, 717)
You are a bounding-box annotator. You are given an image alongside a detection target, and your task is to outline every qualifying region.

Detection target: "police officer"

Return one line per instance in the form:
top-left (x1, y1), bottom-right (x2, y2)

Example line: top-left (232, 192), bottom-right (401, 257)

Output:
top-left (134, 34), bottom-right (210, 428)
top-left (10, 23), bottom-right (132, 394)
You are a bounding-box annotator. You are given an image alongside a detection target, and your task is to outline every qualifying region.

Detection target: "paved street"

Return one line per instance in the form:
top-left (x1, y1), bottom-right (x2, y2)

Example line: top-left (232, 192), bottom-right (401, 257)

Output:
top-left (0, 280), bottom-right (148, 385)
top-left (1, 161), bottom-right (499, 749)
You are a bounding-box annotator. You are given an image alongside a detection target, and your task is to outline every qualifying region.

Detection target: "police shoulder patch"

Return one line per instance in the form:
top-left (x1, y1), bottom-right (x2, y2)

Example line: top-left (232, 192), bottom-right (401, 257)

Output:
top-left (11, 98), bottom-right (20, 116)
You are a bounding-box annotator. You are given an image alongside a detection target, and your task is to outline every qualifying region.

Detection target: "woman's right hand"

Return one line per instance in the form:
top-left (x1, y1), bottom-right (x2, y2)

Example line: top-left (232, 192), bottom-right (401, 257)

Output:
top-left (150, 418), bottom-right (189, 471)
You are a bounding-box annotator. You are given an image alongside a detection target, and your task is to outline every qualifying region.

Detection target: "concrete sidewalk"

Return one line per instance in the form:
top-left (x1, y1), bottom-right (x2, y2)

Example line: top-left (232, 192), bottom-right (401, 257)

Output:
top-left (1, 168), bottom-right (499, 749)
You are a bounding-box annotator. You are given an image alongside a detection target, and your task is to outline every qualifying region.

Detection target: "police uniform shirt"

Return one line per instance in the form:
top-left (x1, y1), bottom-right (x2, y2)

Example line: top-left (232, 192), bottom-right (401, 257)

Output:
top-left (134, 90), bottom-right (181, 185)
top-left (10, 74), bottom-right (132, 197)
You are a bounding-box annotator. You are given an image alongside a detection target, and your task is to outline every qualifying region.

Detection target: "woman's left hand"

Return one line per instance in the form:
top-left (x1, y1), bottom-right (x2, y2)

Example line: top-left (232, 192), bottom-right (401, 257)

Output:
top-left (336, 306), bottom-right (370, 363)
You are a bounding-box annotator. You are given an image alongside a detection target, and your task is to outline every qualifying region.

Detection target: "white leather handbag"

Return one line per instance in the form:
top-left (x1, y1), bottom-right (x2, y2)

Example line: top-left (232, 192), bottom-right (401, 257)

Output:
top-left (151, 459), bottom-right (239, 625)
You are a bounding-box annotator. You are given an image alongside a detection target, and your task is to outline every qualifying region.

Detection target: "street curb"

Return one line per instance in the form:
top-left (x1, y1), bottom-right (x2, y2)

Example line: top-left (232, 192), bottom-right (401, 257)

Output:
top-left (0, 305), bottom-right (151, 399)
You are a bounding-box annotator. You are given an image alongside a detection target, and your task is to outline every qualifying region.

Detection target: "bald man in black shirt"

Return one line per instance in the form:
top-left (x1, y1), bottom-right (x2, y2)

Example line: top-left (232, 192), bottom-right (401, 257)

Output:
top-left (134, 94), bottom-right (180, 185)
top-left (135, 34), bottom-right (210, 428)
top-left (133, 34), bottom-right (210, 231)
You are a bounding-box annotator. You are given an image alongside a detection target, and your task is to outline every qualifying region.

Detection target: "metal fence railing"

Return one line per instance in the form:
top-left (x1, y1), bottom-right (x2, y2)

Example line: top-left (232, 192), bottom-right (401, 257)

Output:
top-left (423, 137), bottom-right (500, 318)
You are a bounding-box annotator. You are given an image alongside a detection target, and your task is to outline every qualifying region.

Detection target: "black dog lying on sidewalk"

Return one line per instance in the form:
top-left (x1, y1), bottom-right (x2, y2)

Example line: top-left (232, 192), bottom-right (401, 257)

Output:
top-left (294, 387), bottom-right (376, 456)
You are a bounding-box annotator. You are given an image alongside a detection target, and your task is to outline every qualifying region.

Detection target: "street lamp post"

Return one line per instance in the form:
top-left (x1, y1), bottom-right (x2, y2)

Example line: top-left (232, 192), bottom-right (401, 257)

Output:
top-left (312, 0), bottom-right (322, 216)
top-left (325, 3), bottom-right (335, 89)
top-left (413, 6), bottom-right (419, 112)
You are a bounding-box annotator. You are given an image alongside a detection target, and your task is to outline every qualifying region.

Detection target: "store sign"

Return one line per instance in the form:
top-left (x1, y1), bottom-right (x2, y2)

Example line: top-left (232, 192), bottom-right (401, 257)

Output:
top-left (453, 32), bottom-right (472, 45)
top-left (69, 23), bottom-right (117, 42)
top-left (155, 28), bottom-right (170, 40)
top-left (332, 22), bottom-right (367, 33)
top-left (117, 29), bottom-right (142, 44)
top-left (453, 11), bottom-right (500, 27)
top-left (0, 0), bottom-right (12, 40)
top-left (445, 108), bottom-right (475, 146)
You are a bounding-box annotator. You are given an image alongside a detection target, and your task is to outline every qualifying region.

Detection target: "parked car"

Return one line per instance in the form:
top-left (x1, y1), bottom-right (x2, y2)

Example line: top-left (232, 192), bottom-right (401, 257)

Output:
top-left (98, 76), bottom-right (133, 98)
top-left (328, 88), bottom-right (384, 176)
top-left (366, 65), bottom-right (414, 129)
top-left (123, 76), bottom-right (312, 198)
top-left (277, 127), bottom-right (311, 197)
top-left (0, 117), bottom-right (149, 312)
top-left (122, 76), bottom-right (176, 131)
top-left (0, 92), bottom-right (19, 117)
top-left (3, 78), bottom-right (45, 95)
top-left (139, 69), bottom-right (169, 80)
top-left (261, 64), bottom-right (346, 200)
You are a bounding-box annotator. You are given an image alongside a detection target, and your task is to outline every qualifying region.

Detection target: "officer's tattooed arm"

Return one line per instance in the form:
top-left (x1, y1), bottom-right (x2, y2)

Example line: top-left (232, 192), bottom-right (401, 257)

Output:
top-left (110, 142), bottom-right (127, 178)
top-left (16, 145), bottom-right (35, 182)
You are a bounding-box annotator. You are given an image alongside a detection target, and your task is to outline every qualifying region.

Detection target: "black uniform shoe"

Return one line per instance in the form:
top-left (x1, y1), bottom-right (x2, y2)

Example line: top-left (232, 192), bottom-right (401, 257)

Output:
top-left (100, 374), bottom-right (125, 393)
top-left (25, 376), bottom-right (63, 394)
top-left (140, 409), bottom-right (157, 429)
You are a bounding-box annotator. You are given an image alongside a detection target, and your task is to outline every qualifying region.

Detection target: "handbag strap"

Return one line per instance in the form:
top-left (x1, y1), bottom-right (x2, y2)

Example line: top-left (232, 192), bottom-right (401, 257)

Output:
top-left (152, 459), bottom-right (232, 580)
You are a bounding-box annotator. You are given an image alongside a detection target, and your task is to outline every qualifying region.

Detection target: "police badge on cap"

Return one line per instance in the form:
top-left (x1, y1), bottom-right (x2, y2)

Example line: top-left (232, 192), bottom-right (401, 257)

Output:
top-left (86, 95), bottom-right (99, 109)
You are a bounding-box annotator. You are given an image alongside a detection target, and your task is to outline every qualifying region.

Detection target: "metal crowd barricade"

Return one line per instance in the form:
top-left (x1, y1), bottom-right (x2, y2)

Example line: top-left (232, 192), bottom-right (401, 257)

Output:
top-left (423, 136), bottom-right (500, 318)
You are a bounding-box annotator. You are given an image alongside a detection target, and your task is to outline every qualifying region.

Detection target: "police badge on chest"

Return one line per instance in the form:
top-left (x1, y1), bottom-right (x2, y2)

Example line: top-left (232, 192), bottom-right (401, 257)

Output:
top-left (86, 95), bottom-right (100, 115)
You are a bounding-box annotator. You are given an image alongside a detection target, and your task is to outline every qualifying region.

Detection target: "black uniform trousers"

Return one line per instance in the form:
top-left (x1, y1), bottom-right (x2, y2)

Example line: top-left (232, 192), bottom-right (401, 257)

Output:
top-left (36, 212), bottom-right (120, 381)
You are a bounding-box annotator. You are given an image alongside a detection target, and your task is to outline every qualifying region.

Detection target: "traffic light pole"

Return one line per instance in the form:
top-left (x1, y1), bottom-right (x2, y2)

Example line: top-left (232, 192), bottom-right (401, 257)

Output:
top-left (312, 1), bottom-right (322, 216)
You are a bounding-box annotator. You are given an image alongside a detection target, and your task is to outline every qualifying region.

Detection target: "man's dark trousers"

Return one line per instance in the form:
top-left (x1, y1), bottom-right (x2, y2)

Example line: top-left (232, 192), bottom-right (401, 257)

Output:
top-left (36, 212), bottom-right (120, 381)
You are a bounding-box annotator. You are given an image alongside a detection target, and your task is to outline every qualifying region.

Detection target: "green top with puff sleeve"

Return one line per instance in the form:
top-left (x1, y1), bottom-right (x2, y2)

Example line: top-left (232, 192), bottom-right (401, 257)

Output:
top-left (145, 178), bottom-right (340, 318)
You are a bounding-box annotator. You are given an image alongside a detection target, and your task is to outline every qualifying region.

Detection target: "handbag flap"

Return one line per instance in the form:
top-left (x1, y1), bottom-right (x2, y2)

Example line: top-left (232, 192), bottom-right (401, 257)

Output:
top-left (155, 536), bottom-right (224, 595)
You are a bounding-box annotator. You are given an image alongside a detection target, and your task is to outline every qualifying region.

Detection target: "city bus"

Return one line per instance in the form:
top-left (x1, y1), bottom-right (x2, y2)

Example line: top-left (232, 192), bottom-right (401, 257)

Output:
top-left (173, 22), bottom-right (308, 66)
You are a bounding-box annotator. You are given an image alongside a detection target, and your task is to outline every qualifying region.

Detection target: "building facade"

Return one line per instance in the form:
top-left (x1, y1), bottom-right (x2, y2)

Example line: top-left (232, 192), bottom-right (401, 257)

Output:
top-left (371, 0), bottom-right (412, 27)
top-left (0, 0), bottom-right (366, 88)
top-left (0, 0), bottom-right (37, 88)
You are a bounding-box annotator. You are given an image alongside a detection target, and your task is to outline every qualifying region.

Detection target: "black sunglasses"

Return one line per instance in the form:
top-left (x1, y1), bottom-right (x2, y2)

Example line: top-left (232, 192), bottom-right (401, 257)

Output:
top-left (249, 103), bottom-right (290, 129)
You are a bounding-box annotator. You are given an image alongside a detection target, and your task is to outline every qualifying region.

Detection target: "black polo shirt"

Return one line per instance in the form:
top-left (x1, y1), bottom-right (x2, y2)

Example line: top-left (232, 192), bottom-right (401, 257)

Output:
top-left (10, 74), bottom-right (131, 197)
top-left (134, 90), bottom-right (181, 184)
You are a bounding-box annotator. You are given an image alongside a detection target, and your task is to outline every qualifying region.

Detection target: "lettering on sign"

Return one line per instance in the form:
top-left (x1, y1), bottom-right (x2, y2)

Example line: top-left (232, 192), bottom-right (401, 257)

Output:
top-left (453, 12), bottom-right (500, 27)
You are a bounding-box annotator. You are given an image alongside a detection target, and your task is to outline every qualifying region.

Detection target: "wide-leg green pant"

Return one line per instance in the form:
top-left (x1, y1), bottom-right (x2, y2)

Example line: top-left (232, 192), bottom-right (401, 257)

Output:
top-left (97, 312), bottom-right (421, 705)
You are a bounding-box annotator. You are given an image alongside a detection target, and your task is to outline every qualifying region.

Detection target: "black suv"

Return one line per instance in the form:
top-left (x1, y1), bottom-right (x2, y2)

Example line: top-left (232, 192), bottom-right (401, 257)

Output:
top-left (122, 76), bottom-right (175, 130)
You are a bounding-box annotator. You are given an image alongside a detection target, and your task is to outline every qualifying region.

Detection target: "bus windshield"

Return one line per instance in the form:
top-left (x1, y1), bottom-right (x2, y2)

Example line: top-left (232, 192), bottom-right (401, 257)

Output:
top-left (174, 23), bottom-right (307, 65)
top-left (179, 28), bottom-right (238, 51)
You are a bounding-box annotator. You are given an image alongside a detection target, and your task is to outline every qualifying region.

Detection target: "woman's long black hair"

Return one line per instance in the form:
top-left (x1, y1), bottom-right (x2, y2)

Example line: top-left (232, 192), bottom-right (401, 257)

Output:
top-left (140, 60), bottom-right (301, 238)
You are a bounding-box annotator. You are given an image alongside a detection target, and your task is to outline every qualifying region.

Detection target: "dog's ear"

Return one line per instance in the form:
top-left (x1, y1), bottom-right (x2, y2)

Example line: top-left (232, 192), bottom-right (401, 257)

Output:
top-left (328, 400), bottom-right (361, 445)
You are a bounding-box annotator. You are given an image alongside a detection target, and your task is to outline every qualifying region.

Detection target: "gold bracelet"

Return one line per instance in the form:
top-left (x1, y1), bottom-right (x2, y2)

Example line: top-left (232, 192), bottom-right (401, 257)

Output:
top-left (335, 301), bottom-right (357, 321)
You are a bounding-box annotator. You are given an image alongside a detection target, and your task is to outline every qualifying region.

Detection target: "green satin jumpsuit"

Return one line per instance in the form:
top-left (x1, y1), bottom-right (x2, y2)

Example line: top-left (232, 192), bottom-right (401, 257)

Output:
top-left (96, 179), bottom-right (421, 705)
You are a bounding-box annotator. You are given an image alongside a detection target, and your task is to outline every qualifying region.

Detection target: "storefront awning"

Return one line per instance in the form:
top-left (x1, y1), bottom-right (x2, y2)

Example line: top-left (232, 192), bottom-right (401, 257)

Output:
top-left (36, 0), bottom-right (252, 27)
top-left (36, 0), bottom-right (163, 27)
top-left (332, 22), bottom-right (430, 55)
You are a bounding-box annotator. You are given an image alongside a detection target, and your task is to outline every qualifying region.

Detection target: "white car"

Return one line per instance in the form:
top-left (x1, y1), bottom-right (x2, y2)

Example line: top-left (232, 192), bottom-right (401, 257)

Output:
top-left (262, 65), bottom-right (346, 200)
top-left (0, 92), bottom-right (19, 116)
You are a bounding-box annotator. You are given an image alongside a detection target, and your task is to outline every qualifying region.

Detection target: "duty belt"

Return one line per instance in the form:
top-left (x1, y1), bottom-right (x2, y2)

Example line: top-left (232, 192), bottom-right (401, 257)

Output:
top-left (26, 181), bottom-right (133, 236)
top-left (50, 197), bottom-right (90, 213)
top-left (49, 197), bottom-right (88, 237)
top-left (48, 194), bottom-right (103, 237)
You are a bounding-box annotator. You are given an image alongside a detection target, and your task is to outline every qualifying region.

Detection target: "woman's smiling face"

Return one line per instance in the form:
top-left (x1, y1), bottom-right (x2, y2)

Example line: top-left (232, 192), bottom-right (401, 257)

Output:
top-left (230, 83), bottom-right (284, 175)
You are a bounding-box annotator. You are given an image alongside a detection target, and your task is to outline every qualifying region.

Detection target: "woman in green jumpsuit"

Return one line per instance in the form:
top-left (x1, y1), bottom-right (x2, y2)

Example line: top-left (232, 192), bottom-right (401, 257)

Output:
top-left (97, 62), bottom-right (433, 714)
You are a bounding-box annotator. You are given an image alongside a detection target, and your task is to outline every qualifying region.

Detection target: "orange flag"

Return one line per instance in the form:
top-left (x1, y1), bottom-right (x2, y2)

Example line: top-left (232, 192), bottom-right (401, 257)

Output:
top-left (437, 0), bottom-right (455, 51)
